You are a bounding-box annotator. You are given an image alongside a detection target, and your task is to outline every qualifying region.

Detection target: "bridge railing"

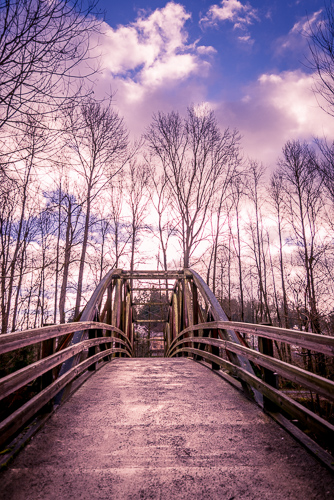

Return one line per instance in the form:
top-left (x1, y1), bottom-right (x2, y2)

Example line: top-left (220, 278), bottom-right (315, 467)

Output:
top-left (164, 268), bottom-right (334, 453)
top-left (167, 322), bottom-right (334, 444)
top-left (0, 321), bottom-right (132, 449)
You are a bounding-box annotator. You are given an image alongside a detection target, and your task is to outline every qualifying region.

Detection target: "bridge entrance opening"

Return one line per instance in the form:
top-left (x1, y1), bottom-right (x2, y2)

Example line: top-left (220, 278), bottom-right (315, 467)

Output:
top-left (128, 271), bottom-right (181, 357)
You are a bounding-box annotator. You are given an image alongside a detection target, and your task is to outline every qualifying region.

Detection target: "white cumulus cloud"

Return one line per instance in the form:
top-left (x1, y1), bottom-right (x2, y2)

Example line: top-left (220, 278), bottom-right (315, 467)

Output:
top-left (200, 0), bottom-right (259, 29)
top-left (98, 1), bottom-right (212, 94)
top-left (215, 70), bottom-right (333, 166)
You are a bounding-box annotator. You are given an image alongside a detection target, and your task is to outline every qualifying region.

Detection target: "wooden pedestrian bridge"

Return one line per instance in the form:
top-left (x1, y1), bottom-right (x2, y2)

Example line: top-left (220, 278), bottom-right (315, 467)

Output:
top-left (1, 269), bottom-right (334, 498)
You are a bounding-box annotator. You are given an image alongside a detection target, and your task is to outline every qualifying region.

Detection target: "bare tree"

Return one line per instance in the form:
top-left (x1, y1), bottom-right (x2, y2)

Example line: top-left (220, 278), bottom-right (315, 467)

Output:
top-left (148, 164), bottom-right (179, 274)
top-left (0, 0), bottom-right (100, 129)
top-left (308, 1), bottom-right (334, 115)
top-left (269, 171), bottom-right (289, 328)
top-left (66, 98), bottom-right (129, 317)
top-left (277, 140), bottom-right (323, 333)
top-left (107, 178), bottom-right (130, 269)
top-left (0, 113), bottom-right (47, 333)
top-left (246, 161), bottom-right (272, 324)
top-left (315, 138), bottom-right (334, 203)
top-left (126, 161), bottom-right (151, 277)
top-left (146, 105), bottom-right (240, 267)
top-left (230, 176), bottom-right (246, 321)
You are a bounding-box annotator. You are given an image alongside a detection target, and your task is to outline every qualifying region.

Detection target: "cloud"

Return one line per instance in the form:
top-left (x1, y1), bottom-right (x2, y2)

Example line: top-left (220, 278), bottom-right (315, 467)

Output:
top-left (291, 9), bottom-right (322, 35)
top-left (214, 70), bottom-right (334, 166)
top-left (200, 0), bottom-right (259, 30)
top-left (98, 2), bottom-right (212, 95)
top-left (238, 34), bottom-right (253, 44)
top-left (275, 9), bottom-right (322, 57)
top-left (196, 45), bottom-right (217, 55)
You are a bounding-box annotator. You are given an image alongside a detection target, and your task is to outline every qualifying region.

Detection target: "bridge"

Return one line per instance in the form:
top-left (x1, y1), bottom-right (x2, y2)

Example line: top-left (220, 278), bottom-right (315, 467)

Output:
top-left (1, 269), bottom-right (334, 498)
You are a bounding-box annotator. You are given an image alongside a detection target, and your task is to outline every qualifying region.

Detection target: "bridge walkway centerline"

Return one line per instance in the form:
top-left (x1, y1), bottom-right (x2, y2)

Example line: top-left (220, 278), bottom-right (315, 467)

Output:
top-left (1, 358), bottom-right (333, 499)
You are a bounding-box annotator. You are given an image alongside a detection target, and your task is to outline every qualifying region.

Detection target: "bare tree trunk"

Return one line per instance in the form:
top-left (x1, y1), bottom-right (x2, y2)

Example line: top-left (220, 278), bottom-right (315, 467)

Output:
top-left (54, 186), bottom-right (62, 324)
top-left (75, 188), bottom-right (91, 318)
top-left (59, 203), bottom-right (73, 323)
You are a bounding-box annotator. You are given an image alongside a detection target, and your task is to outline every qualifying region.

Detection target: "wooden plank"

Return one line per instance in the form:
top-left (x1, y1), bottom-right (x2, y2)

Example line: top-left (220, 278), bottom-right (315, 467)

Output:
top-left (131, 287), bottom-right (173, 291)
top-left (134, 319), bottom-right (167, 323)
top-left (122, 270), bottom-right (183, 278)
top-left (132, 302), bottom-right (169, 306)
top-left (138, 338), bottom-right (164, 342)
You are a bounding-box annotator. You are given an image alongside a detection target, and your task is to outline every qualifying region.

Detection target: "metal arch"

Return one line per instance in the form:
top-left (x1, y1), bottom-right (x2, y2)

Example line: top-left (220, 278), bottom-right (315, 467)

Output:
top-left (56, 268), bottom-right (130, 403)
top-left (167, 268), bottom-right (263, 406)
top-left (80, 268), bottom-right (123, 322)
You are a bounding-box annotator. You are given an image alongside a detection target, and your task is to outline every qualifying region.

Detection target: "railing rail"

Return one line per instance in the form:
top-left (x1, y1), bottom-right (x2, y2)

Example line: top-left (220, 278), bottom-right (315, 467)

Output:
top-left (164, 269), bottom-right (334, 456)
top-left (0, 321), bottom-right (132, 354)
top-left (167, 321), bottom-right (334, 357)
top-left (0, 321), bottom-right (132, 448)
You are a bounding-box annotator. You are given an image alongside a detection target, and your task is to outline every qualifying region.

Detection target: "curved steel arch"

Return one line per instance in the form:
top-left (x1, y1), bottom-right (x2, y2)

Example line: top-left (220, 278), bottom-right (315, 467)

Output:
top-left (165, 268), bottom-right (263, 405)
top-left (56, 268), bottom-right (133, 403)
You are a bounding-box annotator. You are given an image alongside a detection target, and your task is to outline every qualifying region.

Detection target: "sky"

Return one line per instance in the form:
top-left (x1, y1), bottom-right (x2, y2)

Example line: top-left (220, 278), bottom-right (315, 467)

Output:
top-left (90, 0), bottom-right (333, 167)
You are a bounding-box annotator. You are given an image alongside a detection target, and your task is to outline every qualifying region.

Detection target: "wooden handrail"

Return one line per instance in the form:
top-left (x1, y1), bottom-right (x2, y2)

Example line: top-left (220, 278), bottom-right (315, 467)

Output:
top-left (0, 336), bottom-right (128, 402)
top-left (173, 347), bottom-right (334, 439)
top-left (0, 321), bottom-right (131, 354)
top-left (169, 336), bottom-right (334, 401)
top-left (167, 321), bottom-right (334, 357)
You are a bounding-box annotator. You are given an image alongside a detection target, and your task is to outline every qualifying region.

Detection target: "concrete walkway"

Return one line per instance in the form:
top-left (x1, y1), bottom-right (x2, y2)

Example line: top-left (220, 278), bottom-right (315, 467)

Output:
top-left (1, 358), bottom-right (334, 499)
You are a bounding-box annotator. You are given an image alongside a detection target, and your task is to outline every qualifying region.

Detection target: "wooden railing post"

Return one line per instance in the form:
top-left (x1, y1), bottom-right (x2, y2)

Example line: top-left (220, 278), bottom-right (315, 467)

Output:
top-left (192, 281), bottom-right (199, 361)
top-left (88, 329), bottom-right (97, 371)
top-left (112, 278), bottom-right (122, 357)
top-left (258, 336), bottom-right (278, 411)
top-left (40, 338), bottom-right (55, 412)
top-left (211, 329), bottom-right (220, 371)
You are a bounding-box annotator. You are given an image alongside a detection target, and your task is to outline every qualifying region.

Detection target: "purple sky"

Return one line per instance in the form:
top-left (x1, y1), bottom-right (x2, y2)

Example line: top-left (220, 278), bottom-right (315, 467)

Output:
top-left (91, 0), bottom-right (332, 167)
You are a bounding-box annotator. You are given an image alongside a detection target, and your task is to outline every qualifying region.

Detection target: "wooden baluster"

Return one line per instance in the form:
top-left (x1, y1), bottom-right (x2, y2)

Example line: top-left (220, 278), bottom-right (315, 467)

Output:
top-left (258, 336), bottom-right (278, 411)
top-left (211, 326), bottom-right (220, 371)
top-left (88, 328), bottom-right (97, 371)
top-left (40, 338), bottom-right (55, 412)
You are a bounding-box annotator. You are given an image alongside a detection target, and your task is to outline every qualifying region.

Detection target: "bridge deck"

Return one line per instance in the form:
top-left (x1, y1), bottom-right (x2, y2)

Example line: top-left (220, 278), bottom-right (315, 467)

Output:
top-left (1, 359), bottom-right (333, 499)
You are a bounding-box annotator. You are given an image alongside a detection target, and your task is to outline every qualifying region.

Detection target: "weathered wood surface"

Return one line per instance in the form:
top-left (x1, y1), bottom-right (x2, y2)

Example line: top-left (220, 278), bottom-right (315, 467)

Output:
top-left (168, 321), bottom-right (334, 357)
top-left (1, 359), bottom-right (333, 500)
top-left (0, 322), bottom-right (130, 354)
top-left (0, 348), bottom-right (130, 447)
top-left (170, 336), bottom-right (334, 401)
top-left (174, 347), bottom-right (334, 439)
